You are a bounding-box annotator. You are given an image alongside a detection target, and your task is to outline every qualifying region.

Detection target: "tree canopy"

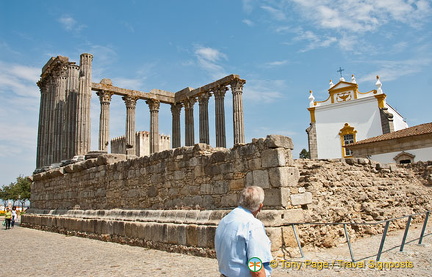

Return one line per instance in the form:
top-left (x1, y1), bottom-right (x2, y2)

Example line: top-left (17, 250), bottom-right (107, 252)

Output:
top-left (299, 148), bottom-right (310, 159)
top-left (0, 175), bottom-right (31, 209)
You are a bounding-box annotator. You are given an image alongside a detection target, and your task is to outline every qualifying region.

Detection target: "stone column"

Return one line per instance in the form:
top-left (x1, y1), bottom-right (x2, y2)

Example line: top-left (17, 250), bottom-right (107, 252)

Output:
top-left (146, 99), bottom-right (160, 154)
top-left (65, 64), bottom-right (80, 160)
top-left (123, 96), bottom-right (138, 156)
top-left (75, 53), bottom-right (93, 156)
top-left (36, 80), bottom-right (48, 168)
top-left (184, 97), bottom-right (196, 146)
top-left (170, 104), bottom-right (182, 148)
top-left (46, 76), bottom-right (55, 165)
top-left (97, 90), bottom-right (112, 152)
top-left (214, 86), bottom-right (228, 148)
top-left (55, 66), bottom-right (68, 162)
top-left (231, 79), bottom-right (246, 145)
top-left (198, 92), bottom-right (211, 144)
top-left (306, 122), bottom-right (318, 159)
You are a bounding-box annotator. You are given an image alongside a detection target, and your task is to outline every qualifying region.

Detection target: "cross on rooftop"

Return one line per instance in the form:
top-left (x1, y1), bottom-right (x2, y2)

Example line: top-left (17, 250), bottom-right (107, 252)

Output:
top-left (337, 67), bottom-right (344, 78)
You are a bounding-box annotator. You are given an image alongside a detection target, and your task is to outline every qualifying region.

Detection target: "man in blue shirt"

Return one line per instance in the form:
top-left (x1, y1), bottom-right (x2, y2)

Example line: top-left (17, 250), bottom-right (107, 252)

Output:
top-left (215, 186), bottom-right (273, 277)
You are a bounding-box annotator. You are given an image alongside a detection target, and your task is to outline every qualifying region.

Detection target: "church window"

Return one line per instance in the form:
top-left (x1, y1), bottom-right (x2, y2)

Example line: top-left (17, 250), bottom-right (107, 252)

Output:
top-left (339, 123), bottom-right (357, 158)
top-left (344, 134), bottom-right (354, 156)
top-left (394, 151), bottom-right (415, 164)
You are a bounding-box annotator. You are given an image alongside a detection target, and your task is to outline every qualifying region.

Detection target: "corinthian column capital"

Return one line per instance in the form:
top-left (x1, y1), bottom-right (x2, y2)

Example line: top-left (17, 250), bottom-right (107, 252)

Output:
top-left (97, 90), bottom-right (113, 104)
top-left (146, 99), bottom-right (161, 112)
top-left (183, 97), bottom-right (197, 110)
top-left (230, 79), bottom-right (246, 94)
top-left (122, 95), bottom-right (138, 109)
top-left (198, 91), bottom-right (211, 105)
top-left (213, 86), bottom-right (228, 99)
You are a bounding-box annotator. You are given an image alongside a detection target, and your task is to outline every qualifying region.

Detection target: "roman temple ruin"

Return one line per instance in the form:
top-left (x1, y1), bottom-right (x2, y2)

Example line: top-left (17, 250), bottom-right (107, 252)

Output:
top-left (24, 53), bottom-right (432, 258)
top-left (35, 53), bottom-right (246, 170)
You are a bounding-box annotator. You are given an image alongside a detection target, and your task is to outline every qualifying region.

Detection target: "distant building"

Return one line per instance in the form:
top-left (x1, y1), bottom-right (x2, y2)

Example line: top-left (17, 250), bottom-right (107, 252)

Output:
top-left (306, 74), bottom-right (408, 159)
top-left (111, 131), bottom-right (170, 157)
top-left (347, 122), bottom-right (432, 164)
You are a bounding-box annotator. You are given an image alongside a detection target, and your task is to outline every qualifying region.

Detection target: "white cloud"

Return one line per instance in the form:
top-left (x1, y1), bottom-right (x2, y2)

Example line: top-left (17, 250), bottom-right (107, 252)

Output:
top-left (244, 79), bottom-right (286, 103)
top-left (357, 56), bottom-right (432, 83)
top-left (242, 0), bottom-right (255, 13)
top-left (261, 5), bottom-right (286, 21)
top-left (293, 29), bottom-right (337, 52)
top-left (0, 61), bottom-right (40, 98)
top-left (242, 19), bottom-right (255, 26)
top-left (264, 60), bottom-right (289, 67)
top-left (58, 15), bottom-right (86, 33)
top-left (194, 46), bottom-right (228, 80)
top-left (290, 0), bottom-right (431, 32)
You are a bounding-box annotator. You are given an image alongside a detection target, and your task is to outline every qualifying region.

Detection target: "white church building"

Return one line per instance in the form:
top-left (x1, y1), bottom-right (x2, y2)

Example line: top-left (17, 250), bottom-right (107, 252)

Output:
top-left (306, 74), bottom-right (408, 160)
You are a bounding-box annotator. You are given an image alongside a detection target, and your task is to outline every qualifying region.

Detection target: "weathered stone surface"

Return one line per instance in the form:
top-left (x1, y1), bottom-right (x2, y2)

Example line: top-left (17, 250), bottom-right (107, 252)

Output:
top-left (290, 192), bottom-right (313, 206)
top-left (246, 170), bottom-right (270, 188)
top-left (96, 154), bottom-right (127, 165)
top-left (261, 149), bottom-right (286, 168)
top-left (264, 134), bottom-right (294, 149)
top-left (269, 167), bottom-right (299, 187)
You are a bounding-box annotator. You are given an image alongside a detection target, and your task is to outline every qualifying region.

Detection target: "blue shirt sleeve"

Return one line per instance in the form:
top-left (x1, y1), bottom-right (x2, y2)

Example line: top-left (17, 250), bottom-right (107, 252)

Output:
top-left (246, 221), bottom-right (273, 274)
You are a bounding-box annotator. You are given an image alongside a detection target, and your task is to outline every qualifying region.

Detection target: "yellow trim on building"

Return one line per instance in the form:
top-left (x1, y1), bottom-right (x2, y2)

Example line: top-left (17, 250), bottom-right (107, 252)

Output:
top-left (308, 107), bottom-right (316, 123)
top-left (339, 123), bottom-right (357, 158)
top-left (375, 94), bottom-right (387, 108)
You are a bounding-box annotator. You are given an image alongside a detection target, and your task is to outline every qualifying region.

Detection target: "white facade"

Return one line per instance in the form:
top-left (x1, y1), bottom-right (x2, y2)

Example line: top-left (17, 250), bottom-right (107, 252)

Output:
top-left (307, 76), bottom-right (408, 159)
top-left (370, 147), bottom-right (432, 164)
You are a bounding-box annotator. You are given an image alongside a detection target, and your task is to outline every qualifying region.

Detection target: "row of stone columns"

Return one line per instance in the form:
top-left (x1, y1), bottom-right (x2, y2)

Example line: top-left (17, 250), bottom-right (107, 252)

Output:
top-left (95, 78), bottom-right (245, 156)
top-left (37, 53), bottom-right (245, 169)
top-left (169, 79), bottom-right (245, 149)
top-left (36, 54), bottom-right (93, 169)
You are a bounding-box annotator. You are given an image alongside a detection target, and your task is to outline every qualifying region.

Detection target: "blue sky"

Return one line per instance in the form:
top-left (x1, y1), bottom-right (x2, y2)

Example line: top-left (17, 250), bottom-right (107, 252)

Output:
top-left (1, 0), bottom-right (431, 185)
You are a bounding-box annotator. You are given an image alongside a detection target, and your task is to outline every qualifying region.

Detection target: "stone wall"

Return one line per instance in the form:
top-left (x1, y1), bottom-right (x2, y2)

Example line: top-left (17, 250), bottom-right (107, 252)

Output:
top-left (23, 135), bottom-right (432, 257)
top-left (29, 135), bottom-right (299, 211)
top-left (289, 158), bottom-right (432, 249)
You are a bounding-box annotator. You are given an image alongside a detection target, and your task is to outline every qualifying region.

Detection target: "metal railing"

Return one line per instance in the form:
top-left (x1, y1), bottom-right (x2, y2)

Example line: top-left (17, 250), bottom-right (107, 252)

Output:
top-left (285, 210), bottom-right (430, 262)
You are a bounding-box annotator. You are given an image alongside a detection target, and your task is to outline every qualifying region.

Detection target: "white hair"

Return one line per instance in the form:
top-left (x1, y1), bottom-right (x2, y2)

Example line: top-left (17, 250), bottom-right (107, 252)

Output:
top-left (238, 186), bottom-right (265, 212)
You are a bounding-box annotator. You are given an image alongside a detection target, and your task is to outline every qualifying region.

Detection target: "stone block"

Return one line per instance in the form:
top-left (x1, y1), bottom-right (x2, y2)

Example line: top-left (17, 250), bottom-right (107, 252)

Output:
top-left (282, 226), bottom-right (299, 248)
top-left (186, 224), bottom-right (199, 247)
top-left (290, 192), bottom-right (313, 206)
top-left (221, 193), bottom-right (239, 207)
top-left (258, 209), bottom-right (304, 227)
top-left (184, 210), bottom-right (199, 224)
top-left (249, 170), bottom-right (270, 188)
top-left (176, 224), bottom-right (187, 245)
top-left (97, 154), bottom-right (127, 166)
top-left (269, 167), bottom-right (299, 187)
top-left (261, 149), bottom-right (286, 168)
top-left (264, 135), bottom-right (294, 150)
top-left (266, 227), bottom-right (282, 251)
top-left (247, 158), bottom-right (262, 170)
top-left (213, 181), bottom-right (229, 194)
top-left (229, 178), bottom-right (245, 190)
top-left (112, 221), bottom-right (125, 237)
top-left (263, 188), bottom-right (290, 208)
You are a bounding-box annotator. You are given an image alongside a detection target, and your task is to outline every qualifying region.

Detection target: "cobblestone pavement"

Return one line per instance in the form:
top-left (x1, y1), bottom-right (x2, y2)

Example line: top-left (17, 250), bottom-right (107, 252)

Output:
top-left (0, 222), bottom-right (430, 277)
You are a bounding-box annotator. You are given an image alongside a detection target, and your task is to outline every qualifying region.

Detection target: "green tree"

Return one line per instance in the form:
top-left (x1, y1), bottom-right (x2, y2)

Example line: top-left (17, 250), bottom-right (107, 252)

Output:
top-left (299, 148), bottom-right (310, 159)
top-left (0, 175), bottom-right (31, 210)
top-left (0, 184), bottom-right (12, 210)
top-left (15, 176), bottom-right (31, 209)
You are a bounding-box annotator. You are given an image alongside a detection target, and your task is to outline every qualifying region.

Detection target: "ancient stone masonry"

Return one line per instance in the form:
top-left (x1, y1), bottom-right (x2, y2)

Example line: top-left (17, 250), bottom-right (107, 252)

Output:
top-left (23, 135), bottom-right (432, 256)
top-left (36, 53), bottom-right (246, 171)
top-left (290, 158), bottom-right (432, 249)
top-left (24, 135), bottom-right (304, 256)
